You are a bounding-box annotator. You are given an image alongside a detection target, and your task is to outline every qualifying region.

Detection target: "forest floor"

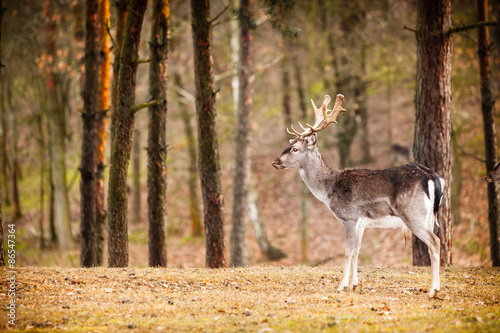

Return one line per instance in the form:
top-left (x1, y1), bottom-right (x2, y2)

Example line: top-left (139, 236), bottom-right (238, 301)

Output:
top-left (1, 266), bottom-right (499, 332)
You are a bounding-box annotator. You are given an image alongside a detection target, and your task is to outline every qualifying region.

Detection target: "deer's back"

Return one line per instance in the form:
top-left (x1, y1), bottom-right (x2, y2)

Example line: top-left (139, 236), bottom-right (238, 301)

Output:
top-left (327, 163), bottom-right (441, 222)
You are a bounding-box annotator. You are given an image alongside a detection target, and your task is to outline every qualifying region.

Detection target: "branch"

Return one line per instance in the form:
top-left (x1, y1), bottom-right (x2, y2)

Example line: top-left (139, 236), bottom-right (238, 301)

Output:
top-left (169, 85), bottom-right (195, 103)
top-left (459, 147), bottom-right (486, 164)
top-left (105, 19), bottom-right (118, 51)
top-left (213, 54), bottom-right (284, 83)
top-left (209, 4), bottom-right (230, 25)
top-left (132, 100), bottom-right (159, 114)
top-left (214, 68), bottom-right (236, 82)
top-left (403, 25), bottom-right (416, 33)
top-left (136, 58), bottom-right (152, 64)
top-left (448, 21), bottom-right (498, 34)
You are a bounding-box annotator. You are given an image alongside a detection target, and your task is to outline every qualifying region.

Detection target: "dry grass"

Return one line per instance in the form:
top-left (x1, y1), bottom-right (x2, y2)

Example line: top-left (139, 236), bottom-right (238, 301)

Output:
top-left (1, 266), bottom-right (499, 332)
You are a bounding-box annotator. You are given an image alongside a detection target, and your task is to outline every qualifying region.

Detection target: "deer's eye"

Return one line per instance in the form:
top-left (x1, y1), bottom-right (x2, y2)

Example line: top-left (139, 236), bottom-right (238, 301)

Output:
top-left (292, 148), bottom-right (298, 152)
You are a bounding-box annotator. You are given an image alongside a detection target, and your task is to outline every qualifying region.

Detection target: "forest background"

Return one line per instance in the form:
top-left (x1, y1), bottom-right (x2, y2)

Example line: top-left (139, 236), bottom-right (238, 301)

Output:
top-left (0, 0), bottom-right (499, 269)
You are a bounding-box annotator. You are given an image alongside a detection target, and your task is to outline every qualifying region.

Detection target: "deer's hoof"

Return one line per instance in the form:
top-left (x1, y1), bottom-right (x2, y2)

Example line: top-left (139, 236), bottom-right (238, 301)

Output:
top-left (428, 289), bottom-right (439, 298)
top-left (337, 285), bottom-right (348, 292)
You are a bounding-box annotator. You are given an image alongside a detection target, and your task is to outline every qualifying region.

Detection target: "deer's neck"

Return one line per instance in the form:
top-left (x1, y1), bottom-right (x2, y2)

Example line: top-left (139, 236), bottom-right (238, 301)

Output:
top-left (299, 149), bottom-right (338, 204)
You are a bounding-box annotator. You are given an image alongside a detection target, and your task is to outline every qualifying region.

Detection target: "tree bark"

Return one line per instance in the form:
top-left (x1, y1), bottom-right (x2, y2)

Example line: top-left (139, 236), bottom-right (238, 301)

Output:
top-left (356, 46), bottom-right (371, 164)
top-left (451, 128), bottom-right (462, 225)
top-left (147, 0), bottom-right (169, 267)
top-left (293, 61), bottom-right (307, 120)
top-left (248, 178), bottom-right (286, 260)
top-left (132, 129), bottom-right (141, 224)
top-left (96, 0), bottom-right (111, 266)
top-left (478, 0), bottom-right (500, 266)
top-left (38, 105), bottom-right (46, 249)
top-left (174, 73), bottom-right (202, 237)
top-left (0, 5), bottom-right (4, 267)
top-left (6, 83), bottom-right (20, 218)
top-left (292, 52), bottom-right (308, 262)
top-left (132, 129), bottom-right (141, 223)
top-left (80, 0), bottom-right (100, 267)
top-left (44, 0), bottom-right (73, 251)
top-left (230, 0), bottom-right (253, 267)
top-left (191, 0), bottom-right (226, 268)
top-left (412, 0), bottom-right (453, 266)
top-left (0, 89), bottom-right (9, 207)
top-left (110, 0), bottom-right (128, 148)
top-left (281, 54), bottom-right (292, 128)
top-left (107, 0), bottom-right (148, 268)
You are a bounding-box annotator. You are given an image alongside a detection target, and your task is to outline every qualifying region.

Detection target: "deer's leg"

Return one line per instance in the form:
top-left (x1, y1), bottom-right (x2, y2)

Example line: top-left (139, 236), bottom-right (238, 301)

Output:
top-left (350, 227), bottom-right (365, 289)
top-left (411, 227), bottom-right (440, 298)
top-left (338, 223), bottom-right (358, 291)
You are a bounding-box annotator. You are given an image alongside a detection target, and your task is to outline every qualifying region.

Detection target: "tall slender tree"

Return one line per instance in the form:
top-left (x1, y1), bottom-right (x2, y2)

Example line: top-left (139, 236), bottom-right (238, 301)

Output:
top-left (231, 0), bottom-right (254, 267)
top-left (148, 0), bottom-right (169, 267)
top-left (0, 3), bottom-right (4, 267)
top-left (110, 0), bottom-right (128, 147)
top-left (6, 83), bottom-right (20, 218)
top-left (132, 129), bottom-right (141, 224)
top-left (478, 0), bottom-right (500, 266)
top-left (412, 0), bottom-right (453, 266)
top-left (80, 0), bottom-right (100, 267)
top-left (108, 0), bottom-right (149, 267)
top-left (44, 0), bottom-right (73, 251)
top-left (174, 73), bottom-right (202, 237)
top-left (191, 0), bottom-right (226, 268)
top-left (96, 0), bottom-right (111, 265)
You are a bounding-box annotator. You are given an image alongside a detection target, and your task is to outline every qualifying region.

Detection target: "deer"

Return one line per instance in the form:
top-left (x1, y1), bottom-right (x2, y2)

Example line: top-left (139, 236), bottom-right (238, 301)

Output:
top-left (272, 94), bottom-right (445, 298)
top-left (485, 161), bottom-right (500, 182)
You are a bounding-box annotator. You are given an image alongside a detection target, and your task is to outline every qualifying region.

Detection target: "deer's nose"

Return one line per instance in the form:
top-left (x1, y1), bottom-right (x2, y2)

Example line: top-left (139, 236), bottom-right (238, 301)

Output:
top-left (272, 158), bottom-right (284, 170)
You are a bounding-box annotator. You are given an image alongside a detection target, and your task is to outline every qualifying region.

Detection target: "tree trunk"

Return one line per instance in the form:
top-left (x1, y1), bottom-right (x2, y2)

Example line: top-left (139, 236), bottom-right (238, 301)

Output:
top-left (38, 108), bottom-right (46, 249)
top-left (80, 0), bottom-right (100, 267)
top-left (281, 54), bottom-right (292, 128)
top-left (292, 54), bottom-right (308, 262)
top-left (491, 0), bottom-right (500, 95)
top-left (110, 0), bottom-right (128, 148)
top-left (47, 117), bottom-right (57, 245)
top-left (174, 73), bottom-right (202, 237)
top-left (357, 46), bottom-right (371, 164)
top-left (44, 0), bottom-right (73, 251)
top-left (96, 0), bottom-right (111, 266)
top-left (248, 177), bottom-right (286, 260)
top-left (387, 79), bottom-right (394, 166)
top-left (451, 128), bottom-right (462, 225)
top-left (293, 62), bottom-right (307, 119)
top-left (147, 0), bottom-right (169, 267)
top-left (132, 129), bottom-right (141, 224)
top-left (191, 0), bottom-right (226, 268)
top-left (7, 83), bottom-right (21, 219)
top-left (335, 43), bottom-right (357, 168)
top-left (230, 0), bottom-right (240, 114)
top-left (230, 0), bottom-right (253, 268)
top-left (478, 0), bottom-right (500, 266)
top-left (0, 80), bottom-right (9, 207)
top-left (0, 5), bottom-right (4, 267)
top-left (412, 0), bottom-right (453, 266)
top-left (107, 0), bottom-right (148, 268)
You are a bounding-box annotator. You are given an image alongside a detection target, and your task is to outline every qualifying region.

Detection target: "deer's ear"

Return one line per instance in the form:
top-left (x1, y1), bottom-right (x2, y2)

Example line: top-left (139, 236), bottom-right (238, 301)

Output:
top-left (289, 139), bottom-right (294, 144)
top-left (306, 133), bottom-right (317, 147)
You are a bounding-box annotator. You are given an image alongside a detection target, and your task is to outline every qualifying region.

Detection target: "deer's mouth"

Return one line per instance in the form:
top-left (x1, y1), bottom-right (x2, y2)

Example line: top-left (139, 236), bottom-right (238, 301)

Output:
top-left (272, 159), bottom-right (286, 170)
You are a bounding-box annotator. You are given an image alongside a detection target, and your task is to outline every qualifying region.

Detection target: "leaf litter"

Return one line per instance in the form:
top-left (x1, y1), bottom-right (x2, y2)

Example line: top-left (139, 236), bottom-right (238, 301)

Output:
top-left (0, 266), bottom-right (499, 332)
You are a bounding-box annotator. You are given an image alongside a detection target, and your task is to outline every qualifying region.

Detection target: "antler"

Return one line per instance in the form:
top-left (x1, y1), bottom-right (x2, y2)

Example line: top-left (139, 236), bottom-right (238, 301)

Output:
top-left (287, 94), bottom-right (346, 138)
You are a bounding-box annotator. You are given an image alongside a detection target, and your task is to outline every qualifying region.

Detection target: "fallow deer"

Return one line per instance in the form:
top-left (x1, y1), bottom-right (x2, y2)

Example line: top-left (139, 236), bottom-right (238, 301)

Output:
top-left (272, 94), bottom-right (445, 298)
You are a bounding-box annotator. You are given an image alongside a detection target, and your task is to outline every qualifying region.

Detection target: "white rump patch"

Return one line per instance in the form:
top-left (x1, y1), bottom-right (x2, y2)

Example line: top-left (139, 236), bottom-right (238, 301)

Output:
top-left (425, 180), bottom-right (434, 228)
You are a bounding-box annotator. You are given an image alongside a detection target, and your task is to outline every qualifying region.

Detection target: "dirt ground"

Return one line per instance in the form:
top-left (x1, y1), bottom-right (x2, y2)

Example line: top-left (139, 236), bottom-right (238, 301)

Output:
top-left (1, 265), bottom-right (499, 332)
